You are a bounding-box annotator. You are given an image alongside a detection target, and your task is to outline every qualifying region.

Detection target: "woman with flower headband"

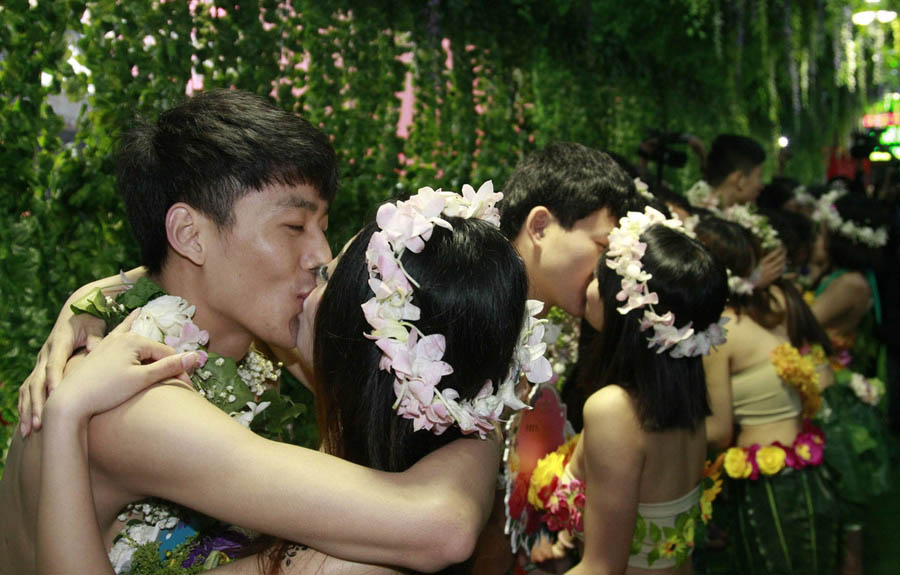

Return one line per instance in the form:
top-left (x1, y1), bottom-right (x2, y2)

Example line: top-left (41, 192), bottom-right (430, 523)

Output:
top-left (810, 191), bottom-right (890, 380)
top-left (693, 216), bottom-right (841, 575)
top-left (33, 184), bottom-right (552, 575)
top-left (526, 206), bottom-right (729, 573)
top-left (807, 190), bottom-right (893, 575)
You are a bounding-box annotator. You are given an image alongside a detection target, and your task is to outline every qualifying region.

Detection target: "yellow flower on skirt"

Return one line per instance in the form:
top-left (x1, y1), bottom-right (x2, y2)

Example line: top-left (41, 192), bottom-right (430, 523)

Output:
top-left (724, 447), bottom-right (753, 479)
top-left (756, 445), bottom-right (787, 475)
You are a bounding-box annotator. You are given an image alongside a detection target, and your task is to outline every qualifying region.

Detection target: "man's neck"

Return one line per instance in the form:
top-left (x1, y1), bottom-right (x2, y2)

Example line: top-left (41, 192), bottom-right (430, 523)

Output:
top-left (512, 234), bottom-right (554, 318)
top-left (713, 184), bottom-right (739, 208)
top-left (154, 265), bottom-right (253, 360)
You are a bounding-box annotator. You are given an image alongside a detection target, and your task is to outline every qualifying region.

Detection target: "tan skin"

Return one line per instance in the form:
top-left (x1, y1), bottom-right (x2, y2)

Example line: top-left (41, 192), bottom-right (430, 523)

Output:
top-left (5, 184), bottom-right (499, 574)
top-left (811, 270), bottom-right (872, 342)
top-left (533, 277), bottom-right (707, 575)
top-left (703, 306), bottom-right (803, 450)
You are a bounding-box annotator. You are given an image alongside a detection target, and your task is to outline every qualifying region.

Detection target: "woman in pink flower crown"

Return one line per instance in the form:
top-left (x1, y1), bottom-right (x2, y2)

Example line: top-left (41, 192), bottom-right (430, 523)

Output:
top-left (32, 185), bottom-right (552, 575)
top-left (532, 206), bottom-right (729, 573)
top-left (693, 216), bottom-right (841, 575)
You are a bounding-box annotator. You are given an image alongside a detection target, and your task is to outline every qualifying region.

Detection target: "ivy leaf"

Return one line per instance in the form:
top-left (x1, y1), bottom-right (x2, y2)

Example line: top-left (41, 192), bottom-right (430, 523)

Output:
top-left (649, 521), bottom-right (661, 543)
top-left (116, 276), bottom-right (166, 309)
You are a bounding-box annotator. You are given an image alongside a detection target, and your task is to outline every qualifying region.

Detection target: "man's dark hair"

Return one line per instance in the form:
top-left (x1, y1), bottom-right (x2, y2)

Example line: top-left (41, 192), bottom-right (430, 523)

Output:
top-left (117, 89), bottom-right (338, 274)
top-left (498, 142), bottom-right (639, 238)
top-left (705, 134), bottom-right (766, 187)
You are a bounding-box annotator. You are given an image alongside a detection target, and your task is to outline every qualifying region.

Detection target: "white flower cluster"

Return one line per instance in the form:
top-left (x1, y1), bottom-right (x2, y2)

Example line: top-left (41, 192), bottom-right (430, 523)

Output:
top-left (363, 182), bottom-right (551, 438)
top-left (236, 349), bottom-right (282, 397)
top-left (634, 177), bottom-right (654, 201)
top-left (849, 373), bottom-right (885, 406)
top-left (109, 501), bottom-right (180, 573)
top-left (130, 295), bottom-right (209, 353)
top-left (720, 204), bottom-right (781, 251)
top-left (813, 189), bottom-right (888, 248)
top-left (685, 179), bottom-right (721, 210)
top-left (726, 266), bottom-right (760, 296)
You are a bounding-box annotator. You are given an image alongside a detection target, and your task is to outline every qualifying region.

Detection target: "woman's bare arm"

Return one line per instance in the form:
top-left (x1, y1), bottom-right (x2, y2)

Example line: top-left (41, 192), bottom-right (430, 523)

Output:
top-left (703, 342), bottom-right (734, 450)
top-left (19, 267), bottom-right (146, 436)
top-left (87, 385), bottom-right (497, 572)
top-left (811, 272), bottom-right (871, 334)
top-left (37, 316), bottom-right (199, 575)
top-left (567, 386), bottom-right (644, 575)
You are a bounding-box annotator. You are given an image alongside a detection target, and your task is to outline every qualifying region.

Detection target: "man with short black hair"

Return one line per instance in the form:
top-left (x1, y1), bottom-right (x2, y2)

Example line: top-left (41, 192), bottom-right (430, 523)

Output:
top-left (3, 89), bottom-right (500, 575)
top-left (499, 141), bottom-right (642, 318)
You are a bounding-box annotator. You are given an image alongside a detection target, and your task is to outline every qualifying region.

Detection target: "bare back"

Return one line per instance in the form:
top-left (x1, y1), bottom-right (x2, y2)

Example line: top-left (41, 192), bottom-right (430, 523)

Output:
top-left (568, 385), bottom-right (706, 575)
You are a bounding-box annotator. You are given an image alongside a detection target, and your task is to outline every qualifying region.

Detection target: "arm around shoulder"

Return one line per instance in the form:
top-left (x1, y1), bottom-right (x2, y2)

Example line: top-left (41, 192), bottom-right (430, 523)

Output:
top-left (88, 384), bottom-right (498, 572)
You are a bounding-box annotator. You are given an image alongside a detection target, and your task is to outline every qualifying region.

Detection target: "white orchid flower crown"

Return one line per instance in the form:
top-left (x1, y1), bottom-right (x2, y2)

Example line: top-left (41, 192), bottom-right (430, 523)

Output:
top-left (813, 189), bottom-right (888, 248)
top-left (607, 206), bottom-right (728, 358)
top-left (362, 181), bottom-right (553, 439)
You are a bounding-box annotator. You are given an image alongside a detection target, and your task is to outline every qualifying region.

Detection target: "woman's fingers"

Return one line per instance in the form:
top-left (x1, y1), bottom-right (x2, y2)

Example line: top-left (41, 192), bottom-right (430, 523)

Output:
top-left (140, 352), bottom-right (202, 387)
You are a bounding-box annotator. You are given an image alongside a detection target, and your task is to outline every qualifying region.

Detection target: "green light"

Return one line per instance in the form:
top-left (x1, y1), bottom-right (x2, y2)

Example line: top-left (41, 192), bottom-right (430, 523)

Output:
top-left (880, 125), bottom-right (900, 144)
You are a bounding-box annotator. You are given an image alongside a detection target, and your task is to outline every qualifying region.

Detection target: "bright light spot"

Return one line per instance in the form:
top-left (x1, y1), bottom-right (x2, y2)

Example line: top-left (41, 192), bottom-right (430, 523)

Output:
top-left (877, 10), bottom-right (897, 23)
top-left (892, 92), bottom-right (900, 100)
top-left (778, 136), bottom-right (790, 148)
top-left (853, 11), bottom-right (877, 25)
top-left (40, 72), bottom-right (53, 87)
top-left (869, 150), bottom-right (892, 162)
top-left (865, 0), bottom-right (882, 4)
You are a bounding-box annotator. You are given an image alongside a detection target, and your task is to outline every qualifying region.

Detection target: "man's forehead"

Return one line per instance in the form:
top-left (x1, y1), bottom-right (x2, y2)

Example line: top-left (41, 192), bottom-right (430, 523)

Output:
top-left (270, 182), bottom-right (330, 214)
top-left (579, 207), bottom-right (616, 233)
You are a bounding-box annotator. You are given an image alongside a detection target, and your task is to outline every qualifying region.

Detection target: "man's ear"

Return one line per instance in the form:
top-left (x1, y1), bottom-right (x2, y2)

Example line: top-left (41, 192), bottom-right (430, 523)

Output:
top-left (165, 203), bottom-right (207, 266)
top-left (524, 206), bottom-right (554, 247)
top-left (725, 169), bottom-right (744, 191)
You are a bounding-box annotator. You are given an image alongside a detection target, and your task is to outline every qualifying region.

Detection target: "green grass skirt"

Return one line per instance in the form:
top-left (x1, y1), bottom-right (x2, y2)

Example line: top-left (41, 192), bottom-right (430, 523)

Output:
top-left (703, 465), bottom-right (841, 575)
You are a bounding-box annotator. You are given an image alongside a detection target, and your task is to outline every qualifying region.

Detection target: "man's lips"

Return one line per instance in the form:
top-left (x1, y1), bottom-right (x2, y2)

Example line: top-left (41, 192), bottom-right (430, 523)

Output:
top-left (297, 291), bottom-right (309, 315)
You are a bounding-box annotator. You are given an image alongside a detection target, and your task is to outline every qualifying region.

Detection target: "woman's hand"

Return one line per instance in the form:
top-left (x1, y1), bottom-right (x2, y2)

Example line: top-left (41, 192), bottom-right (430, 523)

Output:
top-left (44, 309), bottom-right (202, 422)
top-left (755, 246), bottom-right (787, 289)
top-left (18, 267), bottom-right (146, 436)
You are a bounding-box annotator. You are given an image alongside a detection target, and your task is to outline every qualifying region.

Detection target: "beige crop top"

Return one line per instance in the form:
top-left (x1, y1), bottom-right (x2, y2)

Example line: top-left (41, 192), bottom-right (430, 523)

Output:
top-left (731, 360), bottom-right (802, 426)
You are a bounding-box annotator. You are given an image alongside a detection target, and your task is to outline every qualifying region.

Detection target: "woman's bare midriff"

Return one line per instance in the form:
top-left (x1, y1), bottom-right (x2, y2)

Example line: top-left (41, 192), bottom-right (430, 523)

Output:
top-left (737, 417), bottom-right (802, 448)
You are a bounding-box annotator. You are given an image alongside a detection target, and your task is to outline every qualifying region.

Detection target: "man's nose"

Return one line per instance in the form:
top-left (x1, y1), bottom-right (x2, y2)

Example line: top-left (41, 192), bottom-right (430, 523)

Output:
top-left (301, 227), bottom-right (332, 270)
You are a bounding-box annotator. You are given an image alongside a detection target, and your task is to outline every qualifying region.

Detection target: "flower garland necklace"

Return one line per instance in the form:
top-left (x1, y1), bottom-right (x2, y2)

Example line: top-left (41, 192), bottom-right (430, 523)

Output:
top-left (719, 204), bottom-right (781, 252)
top-left (771, 342), bottom-right (821, 418)
top-left (685, 179), bottom-right (781, 252)
top-left (72, 277), bottom-right (304, 573)
top-left (71, 277), bottom-right (291, 431)
top-left (363, 181), bottom-right (552, 438)
top-left (607, 206), bottom-right (728, 358)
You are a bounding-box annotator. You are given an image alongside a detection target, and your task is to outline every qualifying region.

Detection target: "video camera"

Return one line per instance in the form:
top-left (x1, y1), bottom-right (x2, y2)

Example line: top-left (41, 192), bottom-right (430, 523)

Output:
top-left (637, 130), bottom-right (690, 169)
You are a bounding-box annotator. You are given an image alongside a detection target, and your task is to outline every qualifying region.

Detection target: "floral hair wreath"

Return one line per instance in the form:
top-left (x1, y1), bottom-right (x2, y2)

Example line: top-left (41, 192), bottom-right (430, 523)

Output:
top-left (726, 265), bottom-right (761, 296)
top-left (363, 181), bottom-right (553, 439)
top-left (607, 206), bottom-right (728, 358)
top-left (813, 189), bottom-right (888, 248)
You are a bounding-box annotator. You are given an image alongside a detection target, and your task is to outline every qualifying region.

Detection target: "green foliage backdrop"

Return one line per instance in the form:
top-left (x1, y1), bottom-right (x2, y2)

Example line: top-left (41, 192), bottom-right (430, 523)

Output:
top-left (1, 0), bottom-right (895, 469)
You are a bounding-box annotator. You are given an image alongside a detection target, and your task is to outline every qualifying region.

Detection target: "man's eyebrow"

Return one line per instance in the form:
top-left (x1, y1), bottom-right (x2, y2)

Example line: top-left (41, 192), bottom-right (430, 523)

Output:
top-left (278, 196), bottom-right (320, 211)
